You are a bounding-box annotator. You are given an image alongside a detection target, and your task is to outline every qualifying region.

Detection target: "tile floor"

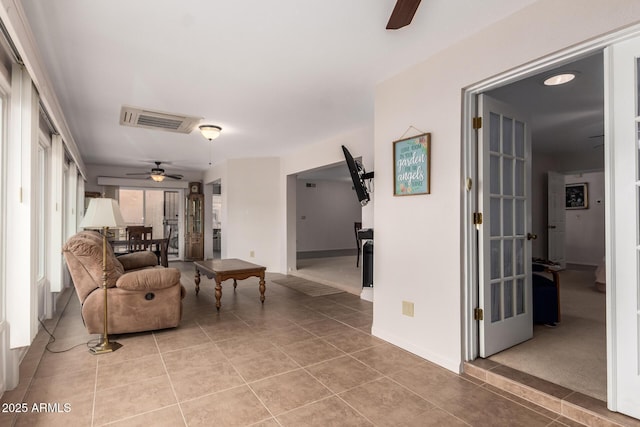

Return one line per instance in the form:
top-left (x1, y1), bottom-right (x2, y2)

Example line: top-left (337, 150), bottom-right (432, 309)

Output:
top-left (0, 261), bottom-right (595, 426)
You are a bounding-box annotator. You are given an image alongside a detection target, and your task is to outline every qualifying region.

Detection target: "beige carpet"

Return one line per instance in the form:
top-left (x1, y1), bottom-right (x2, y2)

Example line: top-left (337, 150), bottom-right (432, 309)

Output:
top-left (272, 275), bottom-right (345, 296)
top-left (489, 268), bottom-right (606, 401)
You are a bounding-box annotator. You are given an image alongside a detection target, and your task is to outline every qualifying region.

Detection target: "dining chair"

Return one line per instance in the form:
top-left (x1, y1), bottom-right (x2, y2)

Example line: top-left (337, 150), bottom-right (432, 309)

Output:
top-left (126, 226), bottom-right (153, 252)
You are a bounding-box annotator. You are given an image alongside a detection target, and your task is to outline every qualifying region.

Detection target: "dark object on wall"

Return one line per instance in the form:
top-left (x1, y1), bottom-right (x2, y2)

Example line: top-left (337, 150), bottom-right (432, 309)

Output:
top-left (363, 241), bottom-right (373, 287)
top-left (565, 183), bottom-right (588, 209)
top-left (342, 145), bottom-right (374, 206)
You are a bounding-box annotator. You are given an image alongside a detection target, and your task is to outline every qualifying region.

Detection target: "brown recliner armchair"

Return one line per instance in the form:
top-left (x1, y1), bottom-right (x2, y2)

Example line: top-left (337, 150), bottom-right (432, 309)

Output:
top-left (62, 230), bottom-right (185, 335)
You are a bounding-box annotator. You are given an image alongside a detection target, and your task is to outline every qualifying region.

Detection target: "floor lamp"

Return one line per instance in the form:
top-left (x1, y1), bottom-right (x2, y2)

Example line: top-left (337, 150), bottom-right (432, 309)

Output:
top-left (79, 198), bottom-right (126, 354)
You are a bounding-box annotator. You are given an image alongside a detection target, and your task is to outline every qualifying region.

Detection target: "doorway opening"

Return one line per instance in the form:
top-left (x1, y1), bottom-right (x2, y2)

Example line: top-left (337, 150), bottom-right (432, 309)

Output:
top-left (478, 51), bottom-right (606, 401)
top-left (290, 162), bottom-right (363, 294)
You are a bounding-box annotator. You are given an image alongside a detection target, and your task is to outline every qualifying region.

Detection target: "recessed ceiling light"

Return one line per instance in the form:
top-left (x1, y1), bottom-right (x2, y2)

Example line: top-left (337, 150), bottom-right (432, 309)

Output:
top-left (543, 73), bottom-right (576, 86)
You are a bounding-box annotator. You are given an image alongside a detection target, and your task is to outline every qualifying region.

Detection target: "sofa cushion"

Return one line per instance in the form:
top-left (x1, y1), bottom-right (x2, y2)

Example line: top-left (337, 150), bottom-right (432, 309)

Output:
top-left (115, 268), bottom-right (181, 291)
top-left (117, 251), bottom-right (158, 270)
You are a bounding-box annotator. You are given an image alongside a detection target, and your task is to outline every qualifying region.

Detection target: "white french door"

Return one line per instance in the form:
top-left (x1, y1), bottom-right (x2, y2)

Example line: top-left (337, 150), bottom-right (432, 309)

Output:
top-left (478, 94), bottom-right (533, 357)
top-left (607, 36), bottom-right (640, 418)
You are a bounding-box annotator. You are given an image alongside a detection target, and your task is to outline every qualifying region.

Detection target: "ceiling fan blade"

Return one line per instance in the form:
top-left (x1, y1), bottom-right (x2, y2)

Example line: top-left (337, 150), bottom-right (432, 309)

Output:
top-left (126, 172), bottom-right (151, 176)
top-left (386, 0), bottom-right (422, 30)
top-left (165, 174), bottom-right (184, 180)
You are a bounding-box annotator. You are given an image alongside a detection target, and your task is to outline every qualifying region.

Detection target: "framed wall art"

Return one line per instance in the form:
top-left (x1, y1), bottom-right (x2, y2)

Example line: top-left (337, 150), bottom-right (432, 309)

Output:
top-left (393, 132), bottom-right (431, 196)
top-left (565, 183), bottom-right (588, 209)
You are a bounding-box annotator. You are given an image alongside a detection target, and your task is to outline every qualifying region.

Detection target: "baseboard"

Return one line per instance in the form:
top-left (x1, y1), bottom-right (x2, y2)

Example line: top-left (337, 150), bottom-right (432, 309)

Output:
top-left (297, 249), bottom-right (357, 259)
top-left (371, 325), bottom-right (461, 374)
top-left (565, 262), bottom-right (597, 271)
top-left (360, 287), bottom-right (373, 302)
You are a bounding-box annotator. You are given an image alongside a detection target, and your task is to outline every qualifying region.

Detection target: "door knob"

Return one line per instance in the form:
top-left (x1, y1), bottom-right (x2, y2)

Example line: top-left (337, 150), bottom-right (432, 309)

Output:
top-left (527, 233), bottom-right (538, 240)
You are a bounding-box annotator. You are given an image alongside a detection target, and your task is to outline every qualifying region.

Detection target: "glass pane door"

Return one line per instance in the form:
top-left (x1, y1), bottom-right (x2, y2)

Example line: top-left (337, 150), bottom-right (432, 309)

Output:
top-left (119, 189), bottom-right (180, 259)
top-left (479, 94), bottom-right (532, 358)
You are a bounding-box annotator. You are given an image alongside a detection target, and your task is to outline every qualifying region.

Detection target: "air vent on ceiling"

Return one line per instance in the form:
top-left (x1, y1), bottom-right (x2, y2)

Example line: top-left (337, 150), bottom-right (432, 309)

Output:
top-left (119, 105), bottom-right (202, 134)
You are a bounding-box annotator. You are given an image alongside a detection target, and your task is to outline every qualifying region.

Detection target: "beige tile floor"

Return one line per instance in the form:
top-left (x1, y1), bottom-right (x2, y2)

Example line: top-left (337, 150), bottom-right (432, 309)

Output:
top-left (294, 255), bottom-right (362, 295)
top-left (1, 262), bottom-right (587, 426)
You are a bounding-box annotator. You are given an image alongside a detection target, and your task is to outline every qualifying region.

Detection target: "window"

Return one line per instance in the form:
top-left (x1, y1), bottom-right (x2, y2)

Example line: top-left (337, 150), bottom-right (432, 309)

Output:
top-left (118, 188), bottom-right (180, 256)
top-left (36, 142), bottom-right (48, 281)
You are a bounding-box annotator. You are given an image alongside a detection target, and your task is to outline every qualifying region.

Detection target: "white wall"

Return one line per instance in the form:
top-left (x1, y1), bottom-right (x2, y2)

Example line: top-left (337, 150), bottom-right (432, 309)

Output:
top-left (565, 171), bottom-right (605, 266)
top-left (296, 179), bottom-right (362, 252)
top-left (530, 149), bottom-right (605, 263)
top-left (372, 0), bottom-right (640, 373)
top-left (205, 158), bottom-right (281, 271)
top-left (203, 126), bottom-right (373, 276)
top-left (280, 126), bottom-right (374, 274)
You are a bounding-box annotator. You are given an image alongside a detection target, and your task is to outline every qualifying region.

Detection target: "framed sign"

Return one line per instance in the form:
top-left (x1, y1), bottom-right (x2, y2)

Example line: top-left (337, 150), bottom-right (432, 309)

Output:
top-left (565, 183), bottom-right (588, 209)
top-left (393, 133), bottom-right (431, 196)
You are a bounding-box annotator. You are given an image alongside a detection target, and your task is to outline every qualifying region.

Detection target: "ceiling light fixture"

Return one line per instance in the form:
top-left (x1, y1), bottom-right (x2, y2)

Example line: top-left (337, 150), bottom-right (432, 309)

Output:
top-left (150, 174), bottom-right (165, 182)
top-left (199, 124), bottom-right (222, 141)
top-left (543, 73), bottom-right (576, 86)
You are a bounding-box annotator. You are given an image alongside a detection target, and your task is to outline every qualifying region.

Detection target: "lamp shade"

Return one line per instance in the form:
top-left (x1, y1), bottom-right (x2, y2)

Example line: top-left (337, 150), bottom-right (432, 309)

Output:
top-left (150, 173), bottom-right (165, 182)
top-left (79, 198), bottom-right (126, 229)
top-left (199, 124), bottom-right (222, 140)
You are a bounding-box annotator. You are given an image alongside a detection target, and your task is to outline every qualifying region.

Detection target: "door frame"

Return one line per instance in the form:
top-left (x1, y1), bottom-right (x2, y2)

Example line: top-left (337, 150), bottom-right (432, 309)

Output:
top-left (462, 23), bottom-right (640, 411)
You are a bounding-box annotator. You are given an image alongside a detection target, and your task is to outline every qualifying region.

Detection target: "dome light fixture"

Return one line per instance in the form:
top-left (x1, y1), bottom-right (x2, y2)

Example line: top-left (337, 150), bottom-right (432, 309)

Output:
top-left (150, 173), bottom-right (165, 182)
top-left (199, 124), bottom-right (222, 141)
top-left (543, 72), bottom-right (576, 86)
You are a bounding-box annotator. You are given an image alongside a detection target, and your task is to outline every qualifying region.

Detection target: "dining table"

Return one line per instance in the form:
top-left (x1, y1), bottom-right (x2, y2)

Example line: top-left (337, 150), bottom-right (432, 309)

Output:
top-left (109, 238), bottom-right (169, 267)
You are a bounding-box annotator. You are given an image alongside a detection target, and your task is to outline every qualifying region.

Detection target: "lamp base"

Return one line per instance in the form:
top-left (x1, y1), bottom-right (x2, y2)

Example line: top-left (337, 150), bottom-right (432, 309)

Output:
top-left (89, 340), bottom-right (122, 355)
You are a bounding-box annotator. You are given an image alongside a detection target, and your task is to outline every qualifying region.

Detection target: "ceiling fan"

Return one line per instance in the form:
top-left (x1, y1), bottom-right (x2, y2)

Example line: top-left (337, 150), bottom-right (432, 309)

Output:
top-left (386, 0), bottom-right (422, 30)
top-left (126, 161), bottom-right (184, 182)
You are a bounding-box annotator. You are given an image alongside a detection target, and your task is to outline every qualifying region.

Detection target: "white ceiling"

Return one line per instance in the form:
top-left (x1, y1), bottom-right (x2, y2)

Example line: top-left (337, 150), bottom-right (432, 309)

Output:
top-left (301, 52), bottom-right (605, 182)
top-left (20, 0), bottom-right (540, 175)
top-left (489, 52), bottom-right (604, 156)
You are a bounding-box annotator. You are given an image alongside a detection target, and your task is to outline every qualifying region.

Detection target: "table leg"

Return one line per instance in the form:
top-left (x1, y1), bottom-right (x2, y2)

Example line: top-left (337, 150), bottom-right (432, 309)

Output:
top-left (233, 279), bottom-right (238, 289)
top-left (195, 268), bottom-right (201, 295)
top-left (215, 279), bottom-right (222, 311)
top-left (259, 273), bottom-right (266, 304)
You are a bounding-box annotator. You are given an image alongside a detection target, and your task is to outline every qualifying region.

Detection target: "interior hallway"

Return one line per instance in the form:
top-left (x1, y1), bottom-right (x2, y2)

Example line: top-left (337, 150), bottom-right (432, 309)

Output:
top-left (489, 268), bottom-right (606, 401)
top-left (0, 261), bottom-right (601, 427)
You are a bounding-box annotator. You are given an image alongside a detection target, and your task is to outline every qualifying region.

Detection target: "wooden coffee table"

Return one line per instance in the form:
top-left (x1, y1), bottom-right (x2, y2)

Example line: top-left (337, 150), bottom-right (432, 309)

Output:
top-left (194, 259), bottom-right (266, 310)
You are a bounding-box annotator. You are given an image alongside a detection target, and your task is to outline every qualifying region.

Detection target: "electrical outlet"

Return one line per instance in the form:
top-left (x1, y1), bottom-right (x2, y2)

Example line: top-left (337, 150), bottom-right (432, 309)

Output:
top-left (250, 250), bottom-right (255, 257)
top-left (402, 301), bottom-right (414, 317)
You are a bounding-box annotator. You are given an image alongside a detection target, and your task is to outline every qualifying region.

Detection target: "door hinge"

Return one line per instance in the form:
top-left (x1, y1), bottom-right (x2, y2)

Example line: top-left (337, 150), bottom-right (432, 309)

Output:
top-left (472, 117), bottom-right (482, 130)
top-left (473, 212), bottom-right (483, 225)
top-left (474, 308), bottom-right (484, 321)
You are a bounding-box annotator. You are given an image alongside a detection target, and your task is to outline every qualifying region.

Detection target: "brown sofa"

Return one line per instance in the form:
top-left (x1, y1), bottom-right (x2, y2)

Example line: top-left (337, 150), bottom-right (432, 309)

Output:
top-left (63, 230), bottom-right (185, 335)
